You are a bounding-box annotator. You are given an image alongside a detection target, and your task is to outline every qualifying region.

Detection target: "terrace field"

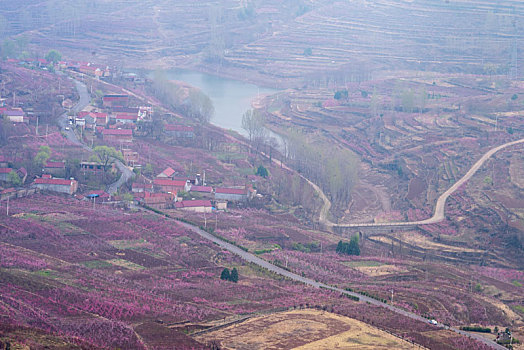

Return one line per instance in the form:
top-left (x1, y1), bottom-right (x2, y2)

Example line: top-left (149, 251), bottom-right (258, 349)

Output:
top-left (3, 0), bottom-right (523, 86)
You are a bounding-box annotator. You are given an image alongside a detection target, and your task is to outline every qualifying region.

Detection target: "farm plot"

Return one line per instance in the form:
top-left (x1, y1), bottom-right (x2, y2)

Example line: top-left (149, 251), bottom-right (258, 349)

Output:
top-left (194, 309), bottom-right (414, 350)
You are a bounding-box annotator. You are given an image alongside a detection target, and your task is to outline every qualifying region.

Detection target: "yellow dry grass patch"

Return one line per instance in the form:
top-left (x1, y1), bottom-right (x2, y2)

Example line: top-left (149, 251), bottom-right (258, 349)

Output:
top-left (353, 264), bottom-right (408, 277)
top-left (374, 233), bottom-right (482, 253)
top-left (194, 309), bottom-right (414, 350)
top-left (106, 259), bottom-right (145, 271)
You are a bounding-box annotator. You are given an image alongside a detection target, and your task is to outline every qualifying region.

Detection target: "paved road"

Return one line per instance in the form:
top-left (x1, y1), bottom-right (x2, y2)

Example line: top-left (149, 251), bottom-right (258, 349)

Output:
top-left (58, 79), bottom-right (134, 194)
top-left (176, 220), bottom-right (505, 349)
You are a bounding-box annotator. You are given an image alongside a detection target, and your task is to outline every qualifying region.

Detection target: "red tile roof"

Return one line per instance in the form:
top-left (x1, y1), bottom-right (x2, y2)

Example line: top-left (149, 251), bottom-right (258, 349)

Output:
top-left (0, 155), bottom-right (13, 163)
top-left (1, 188), bottom-right (16, 194)
top-left (44, 161), bottom-right (66, 168)
top-left (175, 200), bottom-right (212, 208)
top-left (0, 168), bottom-right (13, 174)
top-left (160, 167), bottom-right (176, 177)
top-left (102, 129), bottom-right (132, 136)
top-left (190, 185), bottom-right (213, 193)
top-left (34, 178), bottom-right (75, 186)
top-left (116, 113), bottom-right (138, 120)
top-left (153, 179), bottom-right (187, 187)
top-left (132, 183), bottom-right (153, 189)
top-left (215, 188), bottom-right (247, 195)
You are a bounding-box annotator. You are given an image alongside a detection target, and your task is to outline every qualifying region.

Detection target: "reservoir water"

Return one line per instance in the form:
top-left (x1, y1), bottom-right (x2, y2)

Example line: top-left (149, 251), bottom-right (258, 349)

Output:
top-left (163, 70), bottom-right (277, 136)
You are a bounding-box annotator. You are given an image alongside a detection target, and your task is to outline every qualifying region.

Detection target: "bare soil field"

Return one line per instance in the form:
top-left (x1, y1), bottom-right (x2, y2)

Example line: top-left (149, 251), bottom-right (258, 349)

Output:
top-left (194, 309), bottom-right (415, 350)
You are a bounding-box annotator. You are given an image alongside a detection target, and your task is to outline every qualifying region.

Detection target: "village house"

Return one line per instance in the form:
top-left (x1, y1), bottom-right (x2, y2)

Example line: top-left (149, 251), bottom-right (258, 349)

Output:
top-left (112, 107), bottom-right (139, 114)
top-left (1, 108), bottom-right (27, 123)
top-left (165, 124), bottom-right (195, 139)
top-left (189, 185), bottom-right (213, 199)
top-left (115, 113), bottom-right (138, 124)
top-left (16, 167), bottom-right (27, 184)
top-left (102, 129), bottom-right (133, 143)
top-left (140, 192), bottom-right (176, 209)
top-left (122, 149), bottom-right (139, 166)
top-left (0, 155), bottom-right (13, 168)
top-left (43, 161), bottom-right (66, 177)
top-left (33, 177), bottom-right (78, 195)
top-left (175, 200), bottom-right (213, 213)
top-left (94, 112), bottom-right (109, 126)
top-left (132, 183), bottom-right (153, 193)
top-left (0, 168), bottom-right (13, 182)
top-left (153, 178), bottom-right (190, 193)
top-left (156, 167), bottom-right (176, 179)
top-left (80, 161), bottom-right (104, 172)
top-left (0, 188), bottom-right (16, 201)
top-left (78, 64), bottom-right (103, 77)
top-left (103, 94), bottom-right (129, 108)
top-left (75, 116), bottom-right (86, 128)
top-left (214, 187), bottom-right (250, 202)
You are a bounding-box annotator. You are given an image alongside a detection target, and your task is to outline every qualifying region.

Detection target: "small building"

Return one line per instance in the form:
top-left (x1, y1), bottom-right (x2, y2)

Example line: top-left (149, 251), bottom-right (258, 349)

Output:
top-left (115, 113), bottom-right (138, 124)
top-left (103, 94), bottom-right (129, 108)
top-left (156, 167), bottom-right (176, 179)
top-left (189, 185), bottom-right (213, 198)
top-left (17, 167), bottom-right (27, 184)
top-left (78, 64), bottom-right (103, 77)
top-left (122, 149), bottom-right (139, 166)
top-left (153, 178), bottom-right (190, 193)
top-left (3, 109), bottom-right (27, 123)
top-left (80, 162), bottom-right (104, 172)
top-left (33, 177), bottom-right (78, 195)
top-left (0, 168), bottom-right (13, 182)
top-left (102, 128), bottom-right (133, 143)
top-left (165, 124), bottom-right (195, 138)
top-left (75, 117), bottom-right (86, 127)
top-left (175, 200), bottom-right (213, 213)
top-left (0, 188), bottom-right (16, 200)
top-left (140, 192), bottom-right (176, 209)
top-left (94, 112), bottom-right (109, 126)
top-left (215, 201), bottom-right (228, 211)
top-left (214, 187), bottom-right (249, 202)
top-left (132, 183), bottom-right (153, 193)
top-left (112, 107), bottom-right (139, 114)
top-left (43, 161), bottom-right (66, 177)
top-left (0, 155), bottom-right (13, 168)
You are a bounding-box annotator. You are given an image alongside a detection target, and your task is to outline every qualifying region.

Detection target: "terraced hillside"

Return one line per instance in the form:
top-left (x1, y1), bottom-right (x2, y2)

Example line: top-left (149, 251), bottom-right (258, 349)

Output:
top-left (1, 0), bottom-right (523, 85)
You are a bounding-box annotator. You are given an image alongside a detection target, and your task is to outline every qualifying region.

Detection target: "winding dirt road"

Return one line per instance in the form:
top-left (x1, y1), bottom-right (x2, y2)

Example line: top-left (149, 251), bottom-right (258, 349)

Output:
top-left (314, 138), bottom-right (524, 229)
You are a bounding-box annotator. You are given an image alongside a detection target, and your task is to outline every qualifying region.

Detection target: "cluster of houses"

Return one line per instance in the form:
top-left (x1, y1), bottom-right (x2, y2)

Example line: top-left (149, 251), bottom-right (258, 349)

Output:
top-left (70, 102), bottom-right (152, 144)
top-left (133, 166), bottom-right (255, 212)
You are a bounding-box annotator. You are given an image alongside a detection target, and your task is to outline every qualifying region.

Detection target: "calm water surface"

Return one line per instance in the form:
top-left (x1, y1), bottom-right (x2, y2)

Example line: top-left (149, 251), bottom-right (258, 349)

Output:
top-left (164, 70), bottom-right (277, 136)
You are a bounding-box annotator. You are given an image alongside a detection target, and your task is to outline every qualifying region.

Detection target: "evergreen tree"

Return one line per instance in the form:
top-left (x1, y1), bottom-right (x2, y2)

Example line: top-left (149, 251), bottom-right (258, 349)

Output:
top-left (348, 235), bottom-right (360, 256)
top-left (230, 268), bottom-right (239, 283)
top-left (220, 268), bottom-right (230, 281)
top-left (256, 165), bottom-right (269, 178)
top-left (336, 240), bottom-right (344, 254)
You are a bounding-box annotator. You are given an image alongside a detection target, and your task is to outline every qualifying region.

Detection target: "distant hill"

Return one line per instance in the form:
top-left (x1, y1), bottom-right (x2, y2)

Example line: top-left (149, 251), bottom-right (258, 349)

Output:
top-left (1, 0), bottom-right (523, 84)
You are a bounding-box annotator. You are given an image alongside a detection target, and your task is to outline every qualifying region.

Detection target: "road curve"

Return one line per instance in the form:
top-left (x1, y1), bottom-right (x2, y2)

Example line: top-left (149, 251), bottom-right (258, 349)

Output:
top-left (326, 138), bottom-right (524, 228)
top-left (176, 220), bottom-right (505, 349)
top-left (59, 79), bottom-right (134, 193)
